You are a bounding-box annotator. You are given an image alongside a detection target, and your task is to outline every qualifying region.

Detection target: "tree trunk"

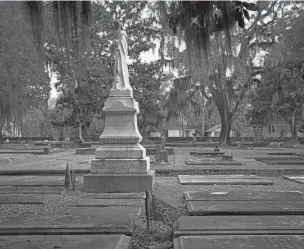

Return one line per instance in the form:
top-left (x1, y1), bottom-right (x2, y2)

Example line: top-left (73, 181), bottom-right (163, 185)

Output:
top-left (213, 92), bottom-right (233, 146)
top-left (0, 119), bottom-right (3, 144)
top-left (219, 109), bottom-right (232, 145)
top-left (291, 114), bottom-right (297, 139)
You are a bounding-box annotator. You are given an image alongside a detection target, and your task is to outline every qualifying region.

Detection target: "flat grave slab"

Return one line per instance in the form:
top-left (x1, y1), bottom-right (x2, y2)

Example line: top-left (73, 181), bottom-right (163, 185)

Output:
top-left (257, 159), bottom-right (304, 165)
top-left (0, 235), bottom-right (131, 249)
top-left (0, 186), bottom-right (64, 194)
top-left (68, 198), bottom-right (144, 207)
top-left (0, 207), bottom-right (141, 236)
top-left (187, 200), bottom-right (304, 215)
top-left (185, 158), bottom-right (242, 165)
top-left (283, 176), bottom-right (304, 185)
top-left (178, 175), bottom-right (273, 185)
top-left (173, 215), bottom-right (304, 237)
top-left (184, 190), bottom-right (303, 201)
top-left (255, 156), bottom-right (300, 161)
top-left (268, 152), bottom-right (295, 155)
top-left (0, 149), bottom-right (47, 155)
top-left (81, 192), bottom-right (145, 199)
top-left (190, 151), bottom-right (225, 156)
top-left (0, 194), bottom-right (44, 205)
top-left (173, 235), bottom-right (304, 249)
top-left (0, 179), bottom-right (80, 187)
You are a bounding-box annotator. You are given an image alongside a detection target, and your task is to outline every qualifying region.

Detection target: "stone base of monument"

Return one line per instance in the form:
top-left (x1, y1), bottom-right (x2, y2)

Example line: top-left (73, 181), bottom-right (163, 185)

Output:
top-left (83, 170), bottom-right (155, 193)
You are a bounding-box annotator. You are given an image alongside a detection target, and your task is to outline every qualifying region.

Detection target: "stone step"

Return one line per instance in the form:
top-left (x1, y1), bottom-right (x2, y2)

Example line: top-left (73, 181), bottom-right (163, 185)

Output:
top-left (0, 207), bottom-right (141, 236)
top-left (0, 235), bottom-right (131, 249)
top-left (173, 235), bottom-right (304, 249)
top-left (0, 186), bottom-right (65, 194)
top-left (68, 198), bottom-right (144, 207)
top-left (178, 175), bottom-right (273, 185)
top-left (187, 200), bottom-right (304, 215)
top-left (173, 216), bottom-right (304, 237)
top-left (0, 194), bottom-right (45, 205)
top-left (184, 190), bottom-right (303, 201)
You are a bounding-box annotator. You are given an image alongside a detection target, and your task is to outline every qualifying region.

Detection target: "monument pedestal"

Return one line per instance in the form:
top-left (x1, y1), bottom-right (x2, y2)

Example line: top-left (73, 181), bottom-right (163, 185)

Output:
top-left (83, 89), bottom-right (155, 193)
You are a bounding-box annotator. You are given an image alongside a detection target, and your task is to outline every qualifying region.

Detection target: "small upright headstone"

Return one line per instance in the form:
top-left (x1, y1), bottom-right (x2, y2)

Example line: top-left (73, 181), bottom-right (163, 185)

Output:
top-left (155, 144), bottom-right (161, 163)
top-left (214, 146), bottom-right (220, 152)
top-left (159, 150), bottom-right (169, 164)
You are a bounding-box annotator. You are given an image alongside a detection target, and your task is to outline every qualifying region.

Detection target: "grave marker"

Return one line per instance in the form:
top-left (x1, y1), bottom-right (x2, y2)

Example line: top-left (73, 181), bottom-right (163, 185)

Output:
top-left (173, 216), bottom-right (304, 237)
top-left (0, 235), bottom-right (131, 249)
top-left (185, 190), bottom-right (303, 201)
top-left (174, 235), bottom-right (304, 249)
top-left (187, 200), bottom-right (304, 215)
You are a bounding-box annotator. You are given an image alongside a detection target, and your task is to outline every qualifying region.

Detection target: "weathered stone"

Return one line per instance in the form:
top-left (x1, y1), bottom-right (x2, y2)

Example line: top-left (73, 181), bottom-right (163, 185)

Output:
top-left (83, 170), bottom-right (155, 192)
top-left (283, 176), bottom-right (304, 184)
top-left (90, 157), bottom-right (150, 174)
top-left (159, 150), bottom-right (169, 163)
top-left (259, 159), bottom-right (304, 165)
top-left (173, 235), bottom-right (304, 249)
top-left (190, 151), bottom-right (224, 156)
top-left (269, 152), bottom-right (294, 155)
top-left (95, 144), bottom-right (146, 159)
top-left (0, 235), bottom-right (131, 249)
top-left (68, 198), bottom-right (144, 207)
top-left (178, 175), bottom-right (272, 185)
top-left (185, 158), bottom-right (242, 165)
top-left (0, 180), bottom-right (67, 187)
top-left (221, 154), bottom-right (233, 161)
top-left (184, 190), bottom-right (303, 201)
top-left (0, 207), bottom-right (140, 235)
top-left (81, 192), bottom-right (146, 199)
top-left (75, 147), bottom-right (96, 155)
top-left (0, 194), bottom-right (45, 205)
top-left (188, 200), bottom-right (304, 215)
top-left (173, 216), bottom-right (304, 237)
top-left (0, 186), bottom-right (64, 194)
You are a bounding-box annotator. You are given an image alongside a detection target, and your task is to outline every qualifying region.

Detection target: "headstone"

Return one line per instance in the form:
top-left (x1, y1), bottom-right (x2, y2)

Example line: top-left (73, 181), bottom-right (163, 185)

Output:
top-left (173, 216), bottom-right (304, 237)
top-left (187, 200), bottom-right (304, 215)
top-left (184, 190), bottom-right (303, 201)
top-left (159, 150), bottom-right (169, 164)
top-left (178, 175), bottom-right (272, 185)
top-left (0, 195), bottom-right (44, 205)
top-left (0, 235), bottom-right (131, 249)
top-left (173, 235), bottom-right (304, 249)
top-left (214, 146), bottom-right (220, 152)
top-left (68, 198), bottom-right (144, 207)
top-left (0, 207), bottom-right (141, 236)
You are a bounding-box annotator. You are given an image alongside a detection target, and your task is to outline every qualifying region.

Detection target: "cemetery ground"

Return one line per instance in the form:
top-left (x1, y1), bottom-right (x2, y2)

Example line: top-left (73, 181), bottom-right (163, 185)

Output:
top-left (1, 146), bottom-right (304, 248)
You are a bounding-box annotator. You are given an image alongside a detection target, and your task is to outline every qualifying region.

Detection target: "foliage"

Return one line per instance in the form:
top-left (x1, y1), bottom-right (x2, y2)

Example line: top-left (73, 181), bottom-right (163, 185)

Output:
top-left (0, 2), bottom-right (50, 142)
top-left (247, 3), bottom-right (304, 137)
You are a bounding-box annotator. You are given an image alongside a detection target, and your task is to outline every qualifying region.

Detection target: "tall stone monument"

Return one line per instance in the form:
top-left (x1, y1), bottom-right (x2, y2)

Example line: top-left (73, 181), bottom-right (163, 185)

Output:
top-left (83, 21), bottom-right (155, 192)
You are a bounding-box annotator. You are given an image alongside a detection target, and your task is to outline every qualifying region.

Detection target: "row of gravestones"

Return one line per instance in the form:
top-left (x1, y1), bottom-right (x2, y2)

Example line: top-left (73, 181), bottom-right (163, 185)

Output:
top-left (0, 175), bottom-right (144, 249)
top-left (172, 185), bottom-right (304, 249)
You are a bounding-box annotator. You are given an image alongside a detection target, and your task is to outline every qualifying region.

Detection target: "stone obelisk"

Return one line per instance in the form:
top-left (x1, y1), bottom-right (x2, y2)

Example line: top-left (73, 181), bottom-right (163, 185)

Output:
top-left (83, 21), bottom-right (155, 193)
